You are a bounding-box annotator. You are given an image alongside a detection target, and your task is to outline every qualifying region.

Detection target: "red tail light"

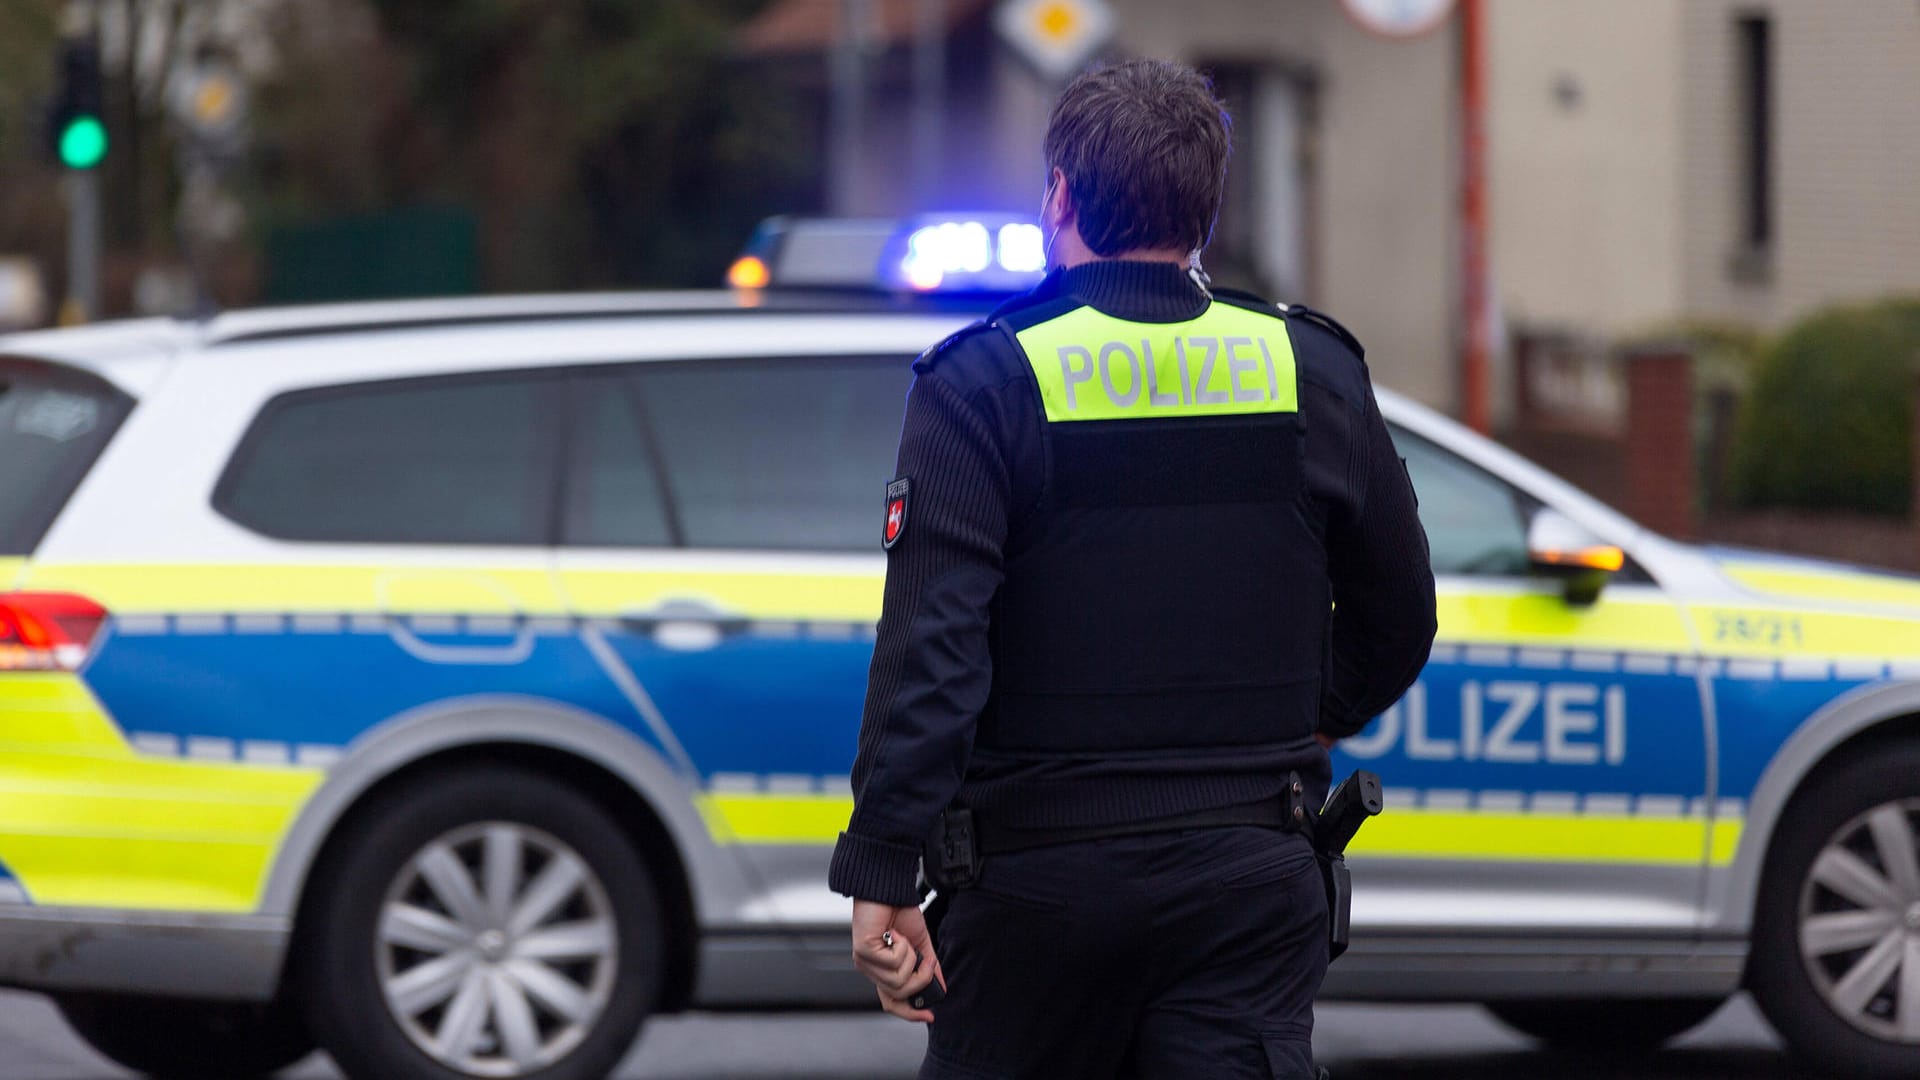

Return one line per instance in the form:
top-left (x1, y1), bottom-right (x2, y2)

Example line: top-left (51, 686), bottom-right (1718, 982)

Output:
top-left (0, 593), bottom-right (109, 672)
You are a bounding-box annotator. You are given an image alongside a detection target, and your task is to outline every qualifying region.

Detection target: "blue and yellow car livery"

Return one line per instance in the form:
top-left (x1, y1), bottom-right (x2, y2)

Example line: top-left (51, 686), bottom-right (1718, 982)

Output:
top-left (1, 289), bottom-right (1917, 1077)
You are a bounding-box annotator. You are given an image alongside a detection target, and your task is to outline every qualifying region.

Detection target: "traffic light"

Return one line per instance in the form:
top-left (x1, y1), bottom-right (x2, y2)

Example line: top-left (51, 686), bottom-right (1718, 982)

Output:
top-left (48, 40), bottom-right (107, 170)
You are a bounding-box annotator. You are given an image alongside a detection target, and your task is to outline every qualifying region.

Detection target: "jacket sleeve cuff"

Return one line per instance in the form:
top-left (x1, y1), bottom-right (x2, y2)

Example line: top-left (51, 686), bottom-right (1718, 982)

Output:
top-left (828, 831), bottom-right (924, 907)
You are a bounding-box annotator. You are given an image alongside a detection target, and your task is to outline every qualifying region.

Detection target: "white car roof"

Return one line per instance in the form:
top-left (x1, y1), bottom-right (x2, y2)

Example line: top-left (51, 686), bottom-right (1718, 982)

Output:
top-left (0, 291), bottom-right (829, 394)
top-left (3, 291), bottom-right (1653, 555)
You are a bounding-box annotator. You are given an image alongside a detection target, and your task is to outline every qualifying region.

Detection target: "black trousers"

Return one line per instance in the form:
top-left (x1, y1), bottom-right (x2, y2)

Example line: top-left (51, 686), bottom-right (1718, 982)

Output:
top-left (919, 825), bottom-right (1328, 1080)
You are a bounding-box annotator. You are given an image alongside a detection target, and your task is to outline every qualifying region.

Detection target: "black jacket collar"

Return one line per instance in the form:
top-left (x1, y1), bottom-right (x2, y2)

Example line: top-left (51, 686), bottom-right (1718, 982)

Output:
top-left (994, 260), bottom-right (1212, 324)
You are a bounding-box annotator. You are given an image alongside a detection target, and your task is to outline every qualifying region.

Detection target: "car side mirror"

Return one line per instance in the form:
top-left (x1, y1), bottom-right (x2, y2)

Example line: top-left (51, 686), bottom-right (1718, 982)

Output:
top-left (1527, 508), bottom-right (1624, 607)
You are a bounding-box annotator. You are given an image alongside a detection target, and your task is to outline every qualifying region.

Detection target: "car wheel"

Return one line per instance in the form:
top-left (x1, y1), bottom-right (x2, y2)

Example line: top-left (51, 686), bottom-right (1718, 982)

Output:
top-left (298, 767), bottom-right (662, 1080)
top-left (1750, 746), bottom-right (1920, 1080)
top-left (54, 993), bottom-right (313, 1078)
top-left (1484, 997), bottom-right (1724, 1050)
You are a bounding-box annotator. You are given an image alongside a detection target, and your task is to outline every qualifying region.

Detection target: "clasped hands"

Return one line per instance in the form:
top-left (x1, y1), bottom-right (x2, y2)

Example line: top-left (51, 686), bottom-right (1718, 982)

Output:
top-left (850, 899), bottom-right (946, 1023)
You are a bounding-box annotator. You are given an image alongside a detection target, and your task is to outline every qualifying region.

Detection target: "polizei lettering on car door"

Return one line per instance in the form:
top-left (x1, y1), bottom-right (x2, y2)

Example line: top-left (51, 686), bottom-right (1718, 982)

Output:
top-left (1342, 679), bottom-right (1627, 766)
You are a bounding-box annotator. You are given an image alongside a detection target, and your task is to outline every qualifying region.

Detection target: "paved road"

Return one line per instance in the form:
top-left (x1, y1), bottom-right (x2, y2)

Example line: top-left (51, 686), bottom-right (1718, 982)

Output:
top-left (0, 989), bottom-right (1796, 1079)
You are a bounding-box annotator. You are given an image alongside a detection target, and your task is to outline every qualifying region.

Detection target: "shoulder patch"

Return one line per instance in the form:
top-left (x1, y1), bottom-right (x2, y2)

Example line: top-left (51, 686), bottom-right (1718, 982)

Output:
top-left (883, 477), bottom-right (911, 549)
top-left (1284, 303), bottom-right (1365, 360)
top-left (912, 321), bottom-right (995, 373)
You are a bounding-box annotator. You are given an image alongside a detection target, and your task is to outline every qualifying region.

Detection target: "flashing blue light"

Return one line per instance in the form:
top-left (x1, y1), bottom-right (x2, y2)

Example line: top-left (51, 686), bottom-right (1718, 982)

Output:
top-left (903, 221), bottom-right (993, 289)
top-left (884, 213), bottom-right (1049, 293)
top-left (997, 223), bottom-right (1046, 273)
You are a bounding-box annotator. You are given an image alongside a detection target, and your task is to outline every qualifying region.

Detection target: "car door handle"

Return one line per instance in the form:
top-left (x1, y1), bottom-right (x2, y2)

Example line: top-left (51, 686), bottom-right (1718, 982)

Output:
top-left (618, 600), bottom-right (751, 649)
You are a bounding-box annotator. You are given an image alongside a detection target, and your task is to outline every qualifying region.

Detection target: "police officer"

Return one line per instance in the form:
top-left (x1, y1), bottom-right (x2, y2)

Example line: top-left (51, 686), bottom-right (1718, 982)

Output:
top-left (831, 59), bottom-right (1437, 1078)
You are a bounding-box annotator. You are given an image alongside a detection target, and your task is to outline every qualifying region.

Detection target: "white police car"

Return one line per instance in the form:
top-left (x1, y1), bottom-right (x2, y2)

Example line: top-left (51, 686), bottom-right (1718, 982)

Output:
top-left (0, 215), bottom-right (1915, 1078)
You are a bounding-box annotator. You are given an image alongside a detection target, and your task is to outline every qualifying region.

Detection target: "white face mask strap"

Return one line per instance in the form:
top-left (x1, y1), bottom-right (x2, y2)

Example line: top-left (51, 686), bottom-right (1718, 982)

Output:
top-left (1187, 249), bottom-right (1212, 298)
top-left (1042, 177), bottom-right (1062, 269)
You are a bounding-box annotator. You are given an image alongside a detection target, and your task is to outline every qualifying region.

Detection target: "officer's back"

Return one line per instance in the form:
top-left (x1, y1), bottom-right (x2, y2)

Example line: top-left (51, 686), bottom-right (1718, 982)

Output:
top-left (833, 59), bottom-right (1437, 1080)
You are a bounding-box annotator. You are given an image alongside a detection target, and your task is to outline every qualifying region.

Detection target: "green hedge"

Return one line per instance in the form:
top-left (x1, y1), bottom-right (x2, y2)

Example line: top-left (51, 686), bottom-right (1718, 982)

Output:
top-left (1731, 298), bottom-right (1920, 516)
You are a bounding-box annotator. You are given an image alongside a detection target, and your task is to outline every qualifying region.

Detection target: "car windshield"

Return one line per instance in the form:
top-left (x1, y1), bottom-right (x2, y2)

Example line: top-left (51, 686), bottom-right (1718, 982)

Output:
top-left (0, 362), bottom-right (132, 555)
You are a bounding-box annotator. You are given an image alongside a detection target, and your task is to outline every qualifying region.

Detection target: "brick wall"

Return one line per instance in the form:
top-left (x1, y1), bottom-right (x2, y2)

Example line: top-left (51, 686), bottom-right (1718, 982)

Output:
top-left (1623, 347), bottom-right (1695, 538)
top-left (1508, 344), bottom-right (1920, 571)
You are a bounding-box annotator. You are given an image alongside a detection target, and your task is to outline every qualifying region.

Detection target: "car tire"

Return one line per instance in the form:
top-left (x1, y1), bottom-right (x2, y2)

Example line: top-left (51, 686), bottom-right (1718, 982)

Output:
top-left (54, 992), bottom-right (314, 1078)
top-left (1749, 744), bottom-right (1920, 1080)
top-left (1484, 997), bottom-right (1724, 1050)
top-left (297, 766), bottom-right (662, 1080)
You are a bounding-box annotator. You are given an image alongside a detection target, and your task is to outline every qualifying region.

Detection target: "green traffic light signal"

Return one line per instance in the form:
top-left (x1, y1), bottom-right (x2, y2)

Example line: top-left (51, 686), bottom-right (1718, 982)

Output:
top-left (58, 114), bottom-right (107, 170)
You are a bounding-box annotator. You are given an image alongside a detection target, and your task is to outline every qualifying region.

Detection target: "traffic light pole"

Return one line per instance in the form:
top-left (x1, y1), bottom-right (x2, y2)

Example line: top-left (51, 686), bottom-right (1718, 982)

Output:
top-left (54, 0), bottom-right (104, 324)
top-left (62, 168), bottom-right (101, 325)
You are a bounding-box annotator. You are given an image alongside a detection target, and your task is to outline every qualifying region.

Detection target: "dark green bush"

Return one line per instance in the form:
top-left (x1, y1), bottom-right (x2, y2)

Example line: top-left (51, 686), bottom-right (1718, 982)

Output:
top-left (1731, 297), bottom-right (1920, 516)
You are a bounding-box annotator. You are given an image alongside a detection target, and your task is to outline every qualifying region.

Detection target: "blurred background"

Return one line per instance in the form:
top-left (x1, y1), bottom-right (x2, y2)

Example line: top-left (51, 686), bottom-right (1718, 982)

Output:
top-left (1, 3), bottom-right (1918, 1077)
top-left (4, 0), bottom-right (1920, 571)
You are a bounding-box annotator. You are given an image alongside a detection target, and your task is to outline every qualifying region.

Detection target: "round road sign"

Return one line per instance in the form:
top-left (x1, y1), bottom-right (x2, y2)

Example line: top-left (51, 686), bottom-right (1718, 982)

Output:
top-left (1341, 0), bottom-right (1457, 39)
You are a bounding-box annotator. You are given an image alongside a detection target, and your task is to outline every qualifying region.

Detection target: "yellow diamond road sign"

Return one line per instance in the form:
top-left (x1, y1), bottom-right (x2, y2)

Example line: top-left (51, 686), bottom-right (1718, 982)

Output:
top-left (996, 0), bottom-right (1115, 82)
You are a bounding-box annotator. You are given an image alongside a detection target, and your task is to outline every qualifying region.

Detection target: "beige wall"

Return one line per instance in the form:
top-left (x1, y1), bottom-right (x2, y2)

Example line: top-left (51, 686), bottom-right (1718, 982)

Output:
top-left (1487, 0), bottom-right (1686, 339)
top-left (1114, 0), bottom-right (1459, 408)
top-left (1681, 0), bottom-right (1920, 328)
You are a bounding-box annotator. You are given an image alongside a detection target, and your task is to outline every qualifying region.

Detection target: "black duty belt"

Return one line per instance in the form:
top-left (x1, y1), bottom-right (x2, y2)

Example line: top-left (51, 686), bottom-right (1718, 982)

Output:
top-left (924, 770), bottom-right (1383, 966)
top-left (927, 773), bottom-right (1317, 890)
top-left (973, 795), bottom-right (1309, 855)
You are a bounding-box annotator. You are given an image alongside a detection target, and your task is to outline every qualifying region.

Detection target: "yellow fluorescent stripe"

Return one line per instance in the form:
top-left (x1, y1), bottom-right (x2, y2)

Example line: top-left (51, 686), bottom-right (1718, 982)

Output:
top-left (699, 793), bottom-right (855, 845)
top-left (0, 763), bottom-right (322, 910)
top-left (0, 673), bottom-right (95, 706)
top-left (1349, 810), bottom-right (1738, 867)
top-left (17, 563), bottom-right (569, 615)
top-left (0, 558), bottom-right (23, 591)
top-left (561, 569), bottom-right (883, 623)
top-left (698, 793), bottom-right (1744, 868)
top-left (1722, 563), bottom-right (1920, 612)
top-left (1436, 592), bottom-right (1692, 653)
top-left (0, 835), bottom-right (287, 911)
top-left (0, 674), bottom-right (324, 911)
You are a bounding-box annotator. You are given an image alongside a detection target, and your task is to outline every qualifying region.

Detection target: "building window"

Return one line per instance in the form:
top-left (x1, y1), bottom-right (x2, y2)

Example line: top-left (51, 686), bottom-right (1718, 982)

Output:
top-left (1731, 13), bottom-right (1773, 280)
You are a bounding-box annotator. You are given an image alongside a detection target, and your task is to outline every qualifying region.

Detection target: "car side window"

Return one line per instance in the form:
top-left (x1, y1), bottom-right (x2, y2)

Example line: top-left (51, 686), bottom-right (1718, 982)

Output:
top-left (1392, 425), bottom-right (1532, 577)
top-left (562, 375), bottom-right (674, 547)
top-left (630, 357), bottom-right (913, 551)
top-left (218, 373), bottom-right (560, 545)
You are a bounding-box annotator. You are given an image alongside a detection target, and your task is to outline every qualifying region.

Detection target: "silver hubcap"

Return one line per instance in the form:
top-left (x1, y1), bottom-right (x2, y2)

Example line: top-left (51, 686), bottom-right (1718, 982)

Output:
top-left (377, 822), bottom-right (619, 1077)
top-left (1799, 798), bottom-right (1920, 1043)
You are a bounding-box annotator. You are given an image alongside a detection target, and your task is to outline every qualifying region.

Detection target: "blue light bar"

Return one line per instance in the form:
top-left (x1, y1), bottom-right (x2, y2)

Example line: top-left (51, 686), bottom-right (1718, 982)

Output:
top-left (879, 213), bottom-right (1049, 293)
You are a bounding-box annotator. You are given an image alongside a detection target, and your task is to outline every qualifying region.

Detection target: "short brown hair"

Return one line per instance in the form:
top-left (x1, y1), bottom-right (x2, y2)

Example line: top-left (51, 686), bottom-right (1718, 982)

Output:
top-left (1042, 60), bottom-right (1232, 258)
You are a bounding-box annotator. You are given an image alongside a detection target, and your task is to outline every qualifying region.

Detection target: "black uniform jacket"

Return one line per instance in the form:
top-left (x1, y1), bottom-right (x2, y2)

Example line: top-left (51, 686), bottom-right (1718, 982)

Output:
top-left (830, 260), bottom-right (1436, 906)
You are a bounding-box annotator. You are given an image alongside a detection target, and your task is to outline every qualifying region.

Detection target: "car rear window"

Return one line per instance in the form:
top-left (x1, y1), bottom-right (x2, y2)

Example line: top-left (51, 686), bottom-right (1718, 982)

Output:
top-left (0, 361), bottom-right (133, 556)
top-left (219, 356), bottom-right (912, 551)
top-left (628, 358), bottom-right (912, 551)
top-left (216, 373), bottom-right (562, 545)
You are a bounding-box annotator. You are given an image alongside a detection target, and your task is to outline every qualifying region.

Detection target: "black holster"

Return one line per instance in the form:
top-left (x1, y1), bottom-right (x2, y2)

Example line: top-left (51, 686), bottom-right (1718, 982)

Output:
top-left (1311, 767), bottom-right (1383, 962)
top-left (924, 808), bottom-right (979, 892)
top-left (1319, 850), bottom-right (1352, 962)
